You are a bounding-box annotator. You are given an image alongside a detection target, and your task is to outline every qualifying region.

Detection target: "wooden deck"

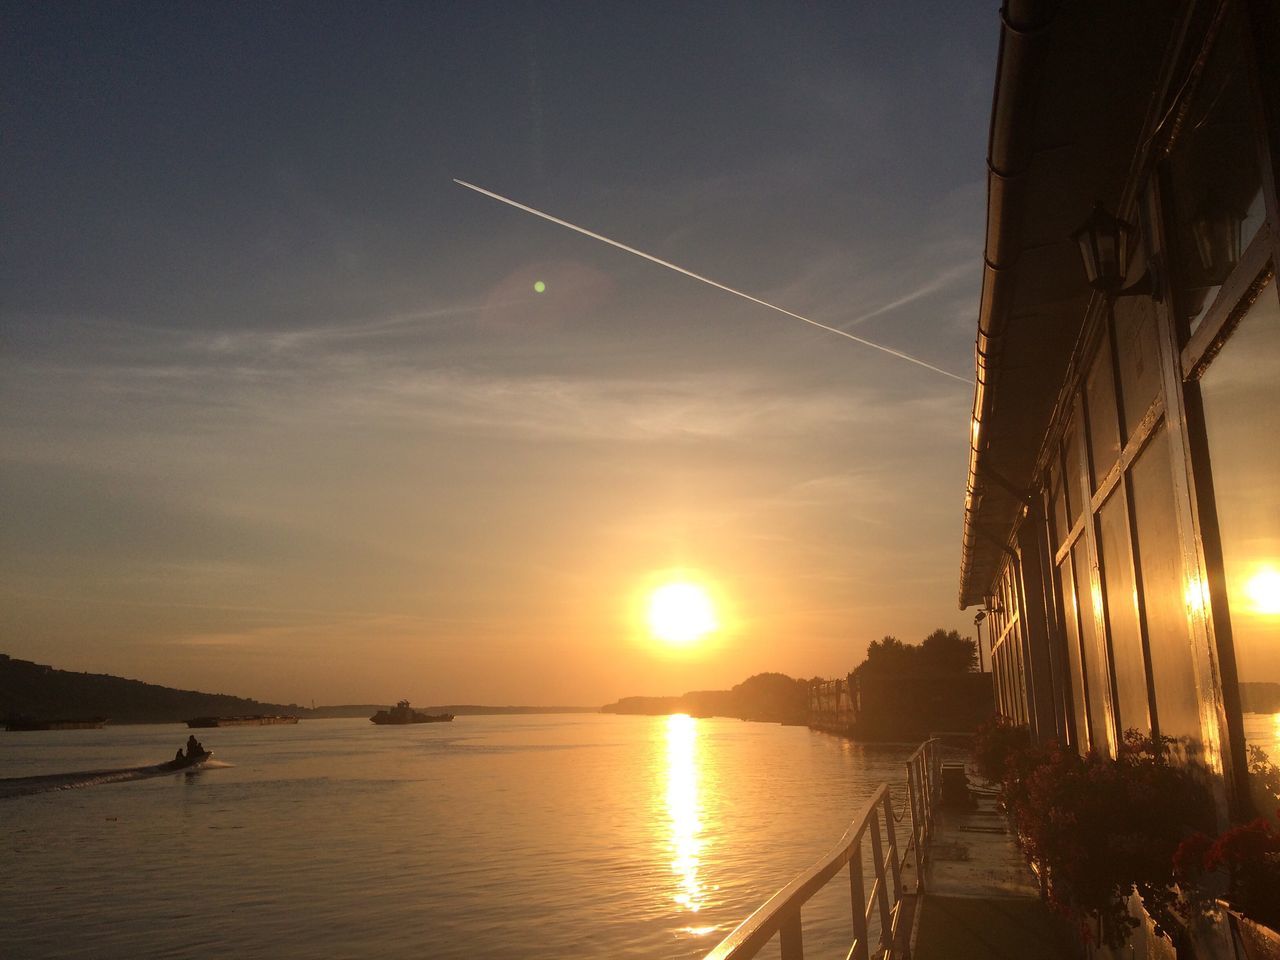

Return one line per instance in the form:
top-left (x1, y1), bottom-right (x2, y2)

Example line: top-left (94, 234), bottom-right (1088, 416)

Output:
top-left (908, 778), bottom-right (1078, 960)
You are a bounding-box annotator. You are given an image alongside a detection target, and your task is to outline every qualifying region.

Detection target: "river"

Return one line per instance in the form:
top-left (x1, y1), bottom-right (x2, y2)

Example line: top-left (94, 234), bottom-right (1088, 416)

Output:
top-left (1, 713), bottom-right (915, 959)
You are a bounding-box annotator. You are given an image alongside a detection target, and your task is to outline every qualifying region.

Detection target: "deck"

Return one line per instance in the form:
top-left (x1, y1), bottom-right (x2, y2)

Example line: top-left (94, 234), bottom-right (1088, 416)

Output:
top-left (908, 777), bottom-right (1077, 960)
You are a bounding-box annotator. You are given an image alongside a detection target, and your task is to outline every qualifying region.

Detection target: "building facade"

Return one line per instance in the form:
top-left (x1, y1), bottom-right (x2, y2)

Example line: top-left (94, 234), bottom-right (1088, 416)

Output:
top-left (961, 0), bottom-right (1280, 823)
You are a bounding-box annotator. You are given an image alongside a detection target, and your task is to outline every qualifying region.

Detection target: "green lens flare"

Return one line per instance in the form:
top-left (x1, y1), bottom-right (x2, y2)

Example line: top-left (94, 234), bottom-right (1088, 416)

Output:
top-left (533, 280), bottom-right (546, 293)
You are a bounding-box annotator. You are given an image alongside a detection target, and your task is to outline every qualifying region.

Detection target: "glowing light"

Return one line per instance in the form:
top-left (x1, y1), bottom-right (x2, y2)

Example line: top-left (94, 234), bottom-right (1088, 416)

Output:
top-left (666, 714), bottom-right (704, 912)
top-left (1244, 567), bottom-right (1280, 615)
top-left (533, 280), bottom-right (546, 293)
top-left (1185, 576), bottom-right (1210, 616)
top-left (648, 582), bottom-right (717, 645)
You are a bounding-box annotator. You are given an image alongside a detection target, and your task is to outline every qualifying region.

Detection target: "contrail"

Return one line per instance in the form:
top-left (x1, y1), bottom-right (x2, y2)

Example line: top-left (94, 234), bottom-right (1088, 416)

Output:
top-left (454, 179), bottom-right (973, 385)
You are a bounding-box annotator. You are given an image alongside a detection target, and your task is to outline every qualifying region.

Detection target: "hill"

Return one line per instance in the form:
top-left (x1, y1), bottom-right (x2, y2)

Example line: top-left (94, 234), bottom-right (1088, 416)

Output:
top-left (0, 654), bottom-right (598, 725)
top-left (601, 672), bottom-right (809, 723)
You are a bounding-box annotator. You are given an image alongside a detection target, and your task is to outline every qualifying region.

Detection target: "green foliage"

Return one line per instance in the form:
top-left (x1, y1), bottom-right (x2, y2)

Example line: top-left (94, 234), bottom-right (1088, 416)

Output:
top-left (920, 628), bottom-right (978, 673)
top-left (971, 715), bottom-right (1032, 784)
top-left (859, 629), bottom-right (977, 676)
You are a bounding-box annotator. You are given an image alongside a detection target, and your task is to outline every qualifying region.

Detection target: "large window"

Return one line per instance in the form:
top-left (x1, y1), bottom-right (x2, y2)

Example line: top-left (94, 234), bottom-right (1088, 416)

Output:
top-left (1044, 288), bottom-right (1202, 761)
top-left (1196, 282), bottom-right (1280, 815)
top-left (1166, 7), bottom-right (1266, 336)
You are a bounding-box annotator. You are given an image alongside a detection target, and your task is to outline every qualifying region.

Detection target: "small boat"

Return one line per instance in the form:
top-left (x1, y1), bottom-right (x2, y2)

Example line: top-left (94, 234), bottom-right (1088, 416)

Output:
top-left (370, 700), bottom-right (454, 725)
top-left (161, 750), bottom-right (212, 771)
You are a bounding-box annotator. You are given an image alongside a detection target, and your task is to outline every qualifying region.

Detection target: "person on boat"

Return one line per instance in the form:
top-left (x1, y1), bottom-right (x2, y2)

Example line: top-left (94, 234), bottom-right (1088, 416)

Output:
top-left (185, 734), bottom-right (203, 758)
top-left (175, 748), bottom-right (185, 763)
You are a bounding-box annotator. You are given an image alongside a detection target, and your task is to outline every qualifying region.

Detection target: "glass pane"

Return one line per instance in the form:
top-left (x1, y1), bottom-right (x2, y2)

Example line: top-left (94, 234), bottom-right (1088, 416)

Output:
top-left (1087, 336), bottom-right (1121, 487)
top-left (1167, 9), bottom-right (1266, 334)
top-left (1130, 426), bottom-right (1201, 758)
top-left (1059, 554), bottom-right (1091, 751)
top-left (1098, 487), bottom-right (1150, 735)
top-left (1051, 456), bottom-right (1069, 552)
top-left (1013, 624), bottom-right (1029, 724)
top-left (1074, 539), bottom-right (1114, 755)
top-left (1064, 412), bottom-right (1087, 524)
top-left (1114, 295), bottom-right (1162, 442)
top-left (1199, 283), bottom-right (1280, 814)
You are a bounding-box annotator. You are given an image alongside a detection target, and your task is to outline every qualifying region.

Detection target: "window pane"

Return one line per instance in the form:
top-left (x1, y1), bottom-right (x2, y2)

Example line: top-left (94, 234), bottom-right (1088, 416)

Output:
top-left (1098, 487), bottom-right (1150, 735)
top-left (1087, 336), bottom-right (1121, 487)
top-left (1013, 623), bottom-right (1029, 723)
top-left (1114, 295), bottom-right (1162, 441)
top-left (1051, 457), bottom-right (1069, 552)
top-left (1065, 412), bottom-right (1088, 524)
top-left (1167, 9), bottom-right (1266, 334)
top-left (1130, 426), bottom-right (1201, 755)
top-left (1059, 553), bottom-right (1091, 751)
top-left (1199, 283), bottom-right (1280, 813)
top-left (1074, 539), bottom-right (1113, 755)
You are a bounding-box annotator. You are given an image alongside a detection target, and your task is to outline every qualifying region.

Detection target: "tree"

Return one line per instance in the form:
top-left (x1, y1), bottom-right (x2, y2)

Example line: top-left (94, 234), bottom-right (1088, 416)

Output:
top-left (861, 635), bottom-right (919, 673)
top-left (920, 628), bottom-right (978, 673)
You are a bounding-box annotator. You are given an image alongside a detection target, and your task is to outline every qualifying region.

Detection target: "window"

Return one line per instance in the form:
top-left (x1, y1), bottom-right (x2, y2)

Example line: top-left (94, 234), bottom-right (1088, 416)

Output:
top-left (1166, 8), bottom-right (1266, 335)
top-left (1198, 281), bottom-right (1280, 814)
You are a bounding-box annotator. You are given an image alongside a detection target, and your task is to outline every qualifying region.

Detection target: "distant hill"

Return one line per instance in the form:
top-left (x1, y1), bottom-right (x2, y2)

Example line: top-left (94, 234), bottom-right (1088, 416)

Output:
top-left (0, 654), bottom-right (598, 725)
top-left (1241, 682), bottom-right (1280, 714)
top-left (602, 672), bottom-right (809, 724)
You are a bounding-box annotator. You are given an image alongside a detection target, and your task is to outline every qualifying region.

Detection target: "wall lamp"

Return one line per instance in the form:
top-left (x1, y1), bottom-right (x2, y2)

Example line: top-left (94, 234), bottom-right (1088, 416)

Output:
top-left (1071, 202), bottom-right (1160, 300)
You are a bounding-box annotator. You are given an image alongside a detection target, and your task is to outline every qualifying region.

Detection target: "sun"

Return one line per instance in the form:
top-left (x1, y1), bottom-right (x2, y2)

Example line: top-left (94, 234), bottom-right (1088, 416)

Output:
top-left (648, 582), bottom-right (718, 645)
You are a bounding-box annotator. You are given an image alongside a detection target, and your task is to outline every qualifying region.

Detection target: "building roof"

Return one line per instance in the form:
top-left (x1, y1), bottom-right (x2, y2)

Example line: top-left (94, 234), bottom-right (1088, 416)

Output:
top-left (959, 0), bottom-right (1184, 607)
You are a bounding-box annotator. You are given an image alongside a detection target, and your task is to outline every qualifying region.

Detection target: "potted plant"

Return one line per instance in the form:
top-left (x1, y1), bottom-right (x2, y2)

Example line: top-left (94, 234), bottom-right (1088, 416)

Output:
top-left (1175, 749), bottom-right (1280, 960)
top-left (974, 726), bottom-right (1215, 950)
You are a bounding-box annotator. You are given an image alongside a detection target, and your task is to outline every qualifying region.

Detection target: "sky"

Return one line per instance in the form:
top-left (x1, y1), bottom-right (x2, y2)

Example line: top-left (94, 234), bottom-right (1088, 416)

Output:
top-left (2, 1), bottom-right (997, 706)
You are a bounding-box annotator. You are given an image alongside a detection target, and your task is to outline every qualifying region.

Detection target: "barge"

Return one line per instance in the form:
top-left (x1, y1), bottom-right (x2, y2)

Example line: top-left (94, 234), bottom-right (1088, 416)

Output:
top-left (186, 715), bottom-right (299, 728)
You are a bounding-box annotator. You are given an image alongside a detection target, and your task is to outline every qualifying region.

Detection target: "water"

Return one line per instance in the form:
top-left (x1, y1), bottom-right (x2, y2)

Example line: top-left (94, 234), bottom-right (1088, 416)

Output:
top-left (1, 714), bottom-right (915, 960)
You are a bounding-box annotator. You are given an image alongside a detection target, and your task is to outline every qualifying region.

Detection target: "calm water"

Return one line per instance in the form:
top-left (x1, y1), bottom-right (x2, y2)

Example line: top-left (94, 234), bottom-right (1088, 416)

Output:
top-left (1, 714), bottom-right (915, 960)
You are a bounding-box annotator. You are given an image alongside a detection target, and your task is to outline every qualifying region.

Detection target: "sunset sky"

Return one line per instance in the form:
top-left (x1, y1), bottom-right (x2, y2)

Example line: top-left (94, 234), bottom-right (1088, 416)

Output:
top-left (2, 2), bottom-right (995, 706)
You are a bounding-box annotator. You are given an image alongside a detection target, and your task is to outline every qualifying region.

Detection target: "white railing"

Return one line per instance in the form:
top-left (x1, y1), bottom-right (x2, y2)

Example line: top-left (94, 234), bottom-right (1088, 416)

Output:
top-left (703, 738), bottom-right (942, 960)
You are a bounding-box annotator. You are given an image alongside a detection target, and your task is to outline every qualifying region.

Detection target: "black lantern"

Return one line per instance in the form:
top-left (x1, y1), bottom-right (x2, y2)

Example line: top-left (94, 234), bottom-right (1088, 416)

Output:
top-left (1072, 202), bottom-right (1136, 294)
top-left (1190, 199), bottom-right (1243, 278)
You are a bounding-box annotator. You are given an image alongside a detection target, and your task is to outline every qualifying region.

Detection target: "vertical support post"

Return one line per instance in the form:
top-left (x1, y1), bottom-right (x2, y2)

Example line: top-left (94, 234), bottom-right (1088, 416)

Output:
top-left (883, 791), bottom-right (902, 904)
top-left (849, 834), bottom-right (869, 960)
top-left (779, 908), bottom-right (804, 960)
top-left (907, 761), bottom-right (923, 894)
top-left (868, 806), bottom-right (893, 952)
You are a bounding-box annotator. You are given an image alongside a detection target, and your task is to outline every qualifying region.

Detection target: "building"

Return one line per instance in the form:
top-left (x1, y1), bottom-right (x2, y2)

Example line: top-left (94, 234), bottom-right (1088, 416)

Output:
top-left (807, 670), bottom-right (990, 740)
top-left (961, 0), bottom-right (1280, 824)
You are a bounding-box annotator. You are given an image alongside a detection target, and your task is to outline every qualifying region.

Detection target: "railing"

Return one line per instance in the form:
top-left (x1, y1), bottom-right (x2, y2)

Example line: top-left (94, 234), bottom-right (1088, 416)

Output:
top-left (904, 738), bottom-right (942, 893)
top-left (703, 738), bottom-right (943, 960)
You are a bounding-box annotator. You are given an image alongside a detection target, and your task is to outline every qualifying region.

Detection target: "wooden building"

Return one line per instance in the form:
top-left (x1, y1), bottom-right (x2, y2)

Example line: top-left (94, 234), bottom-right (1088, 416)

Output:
top-left (961, 0), bottom-right (1280, 822)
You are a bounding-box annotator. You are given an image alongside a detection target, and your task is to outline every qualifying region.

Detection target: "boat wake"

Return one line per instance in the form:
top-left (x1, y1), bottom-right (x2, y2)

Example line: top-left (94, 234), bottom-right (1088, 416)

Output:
top-left (0, 759), bottom-right (228, 800)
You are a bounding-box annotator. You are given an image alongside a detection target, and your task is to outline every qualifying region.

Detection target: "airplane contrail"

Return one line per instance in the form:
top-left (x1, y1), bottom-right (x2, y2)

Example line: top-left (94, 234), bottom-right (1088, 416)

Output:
top-left (454, 179), bottom-right (973, 385)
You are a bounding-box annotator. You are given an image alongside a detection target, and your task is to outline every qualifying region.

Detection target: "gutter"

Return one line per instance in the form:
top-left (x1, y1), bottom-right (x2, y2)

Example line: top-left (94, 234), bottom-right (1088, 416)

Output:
top-left (960, 0), bottom-right (1060, 609)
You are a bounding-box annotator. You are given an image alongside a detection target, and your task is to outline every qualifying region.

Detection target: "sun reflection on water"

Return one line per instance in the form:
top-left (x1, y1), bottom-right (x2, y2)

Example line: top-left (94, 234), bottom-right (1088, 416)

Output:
top-left (665, 713), bottom-right (705, 915)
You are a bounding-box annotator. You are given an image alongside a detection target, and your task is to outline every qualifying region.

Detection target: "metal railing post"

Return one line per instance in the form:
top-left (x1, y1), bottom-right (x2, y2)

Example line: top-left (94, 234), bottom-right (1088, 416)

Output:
top-left (779, 909), bottom-right (804, 960)
top-left (883, 792), bottom-right (902, 903)
top-left (907, 761), bottom-right (923, 893)
top-left (849, 835), bottom-right (869, 960)
top-left (867, 807), bottom-right (893, 952)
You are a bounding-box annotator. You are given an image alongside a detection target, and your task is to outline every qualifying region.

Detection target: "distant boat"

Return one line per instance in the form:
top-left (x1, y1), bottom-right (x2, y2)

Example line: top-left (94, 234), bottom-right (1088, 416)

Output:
top-left (186, 715), bottom-right (299, 728)
top-left (370, 700), bottom-right (454, 725)
top-left (5, 716), bottom-right (108, 731)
